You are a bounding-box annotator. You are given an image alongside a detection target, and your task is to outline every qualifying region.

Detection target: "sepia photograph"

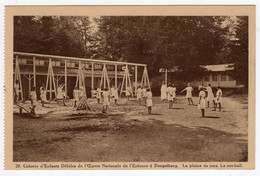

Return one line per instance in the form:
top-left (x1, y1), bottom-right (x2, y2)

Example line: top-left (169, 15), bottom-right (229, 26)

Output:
top-left (4, 6), bottom-right (255, 170)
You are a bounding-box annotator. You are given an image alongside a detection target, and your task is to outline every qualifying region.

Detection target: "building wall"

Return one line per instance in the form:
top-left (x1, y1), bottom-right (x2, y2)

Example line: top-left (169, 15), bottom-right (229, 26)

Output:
top-left (192, 72), bottom-right (237, 88)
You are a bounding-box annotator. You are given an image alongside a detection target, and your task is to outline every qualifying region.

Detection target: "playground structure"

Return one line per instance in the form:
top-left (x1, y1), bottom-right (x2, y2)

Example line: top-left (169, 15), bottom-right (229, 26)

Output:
top-left (13, 52), bottom-right (150, 102)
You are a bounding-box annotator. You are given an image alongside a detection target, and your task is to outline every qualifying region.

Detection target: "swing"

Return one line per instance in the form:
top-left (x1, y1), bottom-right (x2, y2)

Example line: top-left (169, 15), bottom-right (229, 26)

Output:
top-left (45, 58), bottom-right (57, 101)
top-left (120, 65), bottom-right (134, 97)
top-left (75, 61), bottom-right (91, 111)
top-left (100, 64), bottom-right (110, 90)
top-left (140, 66), bottom-right (150, 89)
top-left (14, 56), bottom-right (23, 102)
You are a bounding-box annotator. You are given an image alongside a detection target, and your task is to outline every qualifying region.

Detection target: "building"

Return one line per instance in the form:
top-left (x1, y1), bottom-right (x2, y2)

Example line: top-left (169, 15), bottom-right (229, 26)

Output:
top-left (160, 64), bottom-right (243, 88)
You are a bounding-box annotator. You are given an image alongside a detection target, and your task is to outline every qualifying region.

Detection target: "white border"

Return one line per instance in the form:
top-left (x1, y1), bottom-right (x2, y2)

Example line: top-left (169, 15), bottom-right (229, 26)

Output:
top-left (0, 1), bottom-right (259, 176)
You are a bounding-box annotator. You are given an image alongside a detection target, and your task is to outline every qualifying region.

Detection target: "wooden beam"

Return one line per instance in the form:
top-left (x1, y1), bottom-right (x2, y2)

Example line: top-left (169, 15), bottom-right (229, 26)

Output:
top-left (65, 60), bottom-right (67, 98)
top-left (115, 64), bottom-right (117, 88)
top-left (14, 52), bottom-right (147, 67)
top-left (33, 57), bottom-right (36, 87)
top-left (135, 65), bottom-right (137, 95)
top-left (91, 62), bottom-right (94, 90)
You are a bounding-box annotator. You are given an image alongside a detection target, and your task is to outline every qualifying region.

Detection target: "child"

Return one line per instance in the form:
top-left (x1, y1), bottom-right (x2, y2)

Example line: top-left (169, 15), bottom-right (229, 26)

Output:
top-left (146, 88), bottom-right (153, 114)
top-left (56, 83), bottom-right (64, 105)
top-left (180, 83), bottom-right (194, 105)
top-left (126, 86), bottom-right (131, 100)
top-left (136, 85), bottom-right (142, 105)
top-left (172, 84), bottom-right (177, 103)
top-left (30, 86), bottom-right (37, 115)
top-left (40, 84), bottom-right (47, 107)
top-left (214, 86), bottom-right (222, 111)
top-left (167, 83), bottom-right (174, 109)
top-left (113, 85), bottom-right (119, 105)
top-left (198, 86), bottom-right (206, 117)
top-left (96, 86), bottom-right (102, 104)
top-left (73, 87), bottom-right (79, 108)
top-left (142, 86), bottom-right (147, 105)
top-left (205, 83), bottom-right (216, 108)
top-left (102, 87), bottom-right (110, 113)
top-left (14, 80), bottom-right (20, 104)
top-left (160, 81), bottom-right (167, 102)
top-left (62, 87), bottom-right (67, 106)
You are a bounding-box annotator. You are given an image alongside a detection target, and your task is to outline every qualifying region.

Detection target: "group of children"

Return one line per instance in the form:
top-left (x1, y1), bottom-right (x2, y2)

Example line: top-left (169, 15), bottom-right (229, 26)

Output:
top-left (161, 81), bottom-right (223, 117)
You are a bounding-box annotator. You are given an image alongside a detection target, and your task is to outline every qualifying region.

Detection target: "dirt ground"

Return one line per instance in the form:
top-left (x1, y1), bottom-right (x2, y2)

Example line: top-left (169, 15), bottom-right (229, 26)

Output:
top-left (13, 95), bottom-right (248, 162)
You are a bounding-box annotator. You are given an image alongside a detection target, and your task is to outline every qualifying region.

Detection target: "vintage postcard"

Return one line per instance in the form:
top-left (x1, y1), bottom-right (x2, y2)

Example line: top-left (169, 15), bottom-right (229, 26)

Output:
top-left (4, 6), bottom-right (255, 170)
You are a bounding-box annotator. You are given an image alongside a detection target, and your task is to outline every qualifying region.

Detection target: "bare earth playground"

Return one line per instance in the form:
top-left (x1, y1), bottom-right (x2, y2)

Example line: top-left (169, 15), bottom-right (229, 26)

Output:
top-left (13, 95), bottom-right (247, 162)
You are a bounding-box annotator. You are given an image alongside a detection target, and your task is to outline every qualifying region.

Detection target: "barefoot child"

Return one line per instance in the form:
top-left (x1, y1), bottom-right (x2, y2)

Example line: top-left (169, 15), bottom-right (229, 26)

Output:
top-left (180, 83), bottom-right (194, 105)
top-left (198, 86), bottom-right (206, 117)
top-left (73, 87), bottom-right (79, 107)
top-left (160, 81), bottom-right (167, 102)
top-left (205, 83), bottom-right (215, 108)
top-left (146, 88), bottom-right (153, 114)
top-left (167, 83), bottom-right (174, 109)
top-left (136, 85), bottom-right (142, 105)
top-left (30, 86), bottom-right (37, 115)
top-left (102, 87), bottom-right (110, 113)
top-left (214, 86), bottom-right (222, 111)
top-left (14, 80), bottom-right (20, 104)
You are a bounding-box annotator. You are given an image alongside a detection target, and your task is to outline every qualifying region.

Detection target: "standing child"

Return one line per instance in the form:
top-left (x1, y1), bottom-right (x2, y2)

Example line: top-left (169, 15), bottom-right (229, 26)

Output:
top-left (146, 88), bottom-right (153, 114)
top-left (167, 83), bottom-right (174, 109)
top-left (113, 85), bottom-right (119, 105)
top-left (73, 87), bottom-right (79, 108)
top-left (160, 81), bottom-right (167, 102)
top-left (96, 86), bottom-right (102, 104)
top-left (198, 87), bottom-right (206, 117)
top-left (180, 83), bottom-right (194, 105)
top-left (136, 85), bottom-right (142, 105)
top-left (40, 84), bottom-right (47, 107)
top-left (214, 86), bottom-right (222, 111)
top-left (30, 86), bottom-right (37, 115)
top-left (142, 86), bottom-right (147, 105)
top-left (172, 84), bottom-right (177, 103)
top-left (102, 87), bottom-right (110, 113)
top-left (126, 86), bottom-right (132, 100)
top-left (205, 83), bottom-right (216, 108)
top-left (14, 80), bottom-right (20, 104)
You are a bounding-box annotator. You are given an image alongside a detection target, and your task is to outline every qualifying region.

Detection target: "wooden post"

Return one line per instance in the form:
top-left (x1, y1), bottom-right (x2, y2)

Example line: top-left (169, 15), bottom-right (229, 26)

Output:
top-left (28, 74), bottom-right (31, 97)
top-left (135, 65), bottom-right (137, 95)
top-left (65, 60), bottom-right (67, 98)
top-left (91, 62), bottom-right (94, 90)
top-left (33, 57), bottom-right (36, 87)
top-left (49, 58), bottom-right (52, 100)
top-left (165, 69), bottom-right (168, 86)
top-left (103, 64), bottom-right (106, 88)
top-left (115, 64), bottom-right (117, 88)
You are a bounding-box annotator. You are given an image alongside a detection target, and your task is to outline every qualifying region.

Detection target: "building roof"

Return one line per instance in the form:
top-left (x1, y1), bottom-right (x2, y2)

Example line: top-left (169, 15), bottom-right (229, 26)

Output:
top-left (159, 63), bottom-right (234, 73)
top-left (201, 64), bottom-right (234, 72)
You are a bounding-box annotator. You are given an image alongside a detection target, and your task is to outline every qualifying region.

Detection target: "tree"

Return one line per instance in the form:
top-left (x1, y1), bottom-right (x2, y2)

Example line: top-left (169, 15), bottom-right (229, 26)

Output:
top-left (97, 16), bottom-right (228, 80)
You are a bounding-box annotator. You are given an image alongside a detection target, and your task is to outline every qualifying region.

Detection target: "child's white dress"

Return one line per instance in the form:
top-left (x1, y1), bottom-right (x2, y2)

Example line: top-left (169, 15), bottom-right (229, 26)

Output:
top-left (113, 88), bottom-right (119, 100)
top-left (137, 88), bottom-right (142, 99)
top-left (56, 87), bottom-right (63, 99)
top-left (146, 92), bottom-right (153, 107)
top-left (206, 86), bottom-right (214, 101)
top-left (198, 91), bottom-right (206, 109)
top-left (73, 89), bottom-right (79, 101)
top-left (103, 91), bottom-right (110, 106)
top-left (31, 91), bottom-right (37, 106)
top-left (97, 88), bottom-right (102, 99)
top-left (167, 87), bottom-right (174, 101)
top-left (142, 88), bottom-right (147, 98)
top-left (161, 84), bottom-right (167, 100)
top-left (215, 89), bottom-right (222, 103)
top-left (185, 87), bottom-right (193, 98)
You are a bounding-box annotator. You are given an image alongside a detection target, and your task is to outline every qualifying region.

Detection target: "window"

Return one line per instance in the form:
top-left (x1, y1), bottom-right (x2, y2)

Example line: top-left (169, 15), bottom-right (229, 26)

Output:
top-left (229, 75), bottom-right (234, 81)
top-left (26, 59), bottom-right (33, 65)
top-left (212, 74), bottom-right (218, 81)
top-left (205, 74), bottom-right (210, 81)
top-left (221, 73), bottom-right (227, 81)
